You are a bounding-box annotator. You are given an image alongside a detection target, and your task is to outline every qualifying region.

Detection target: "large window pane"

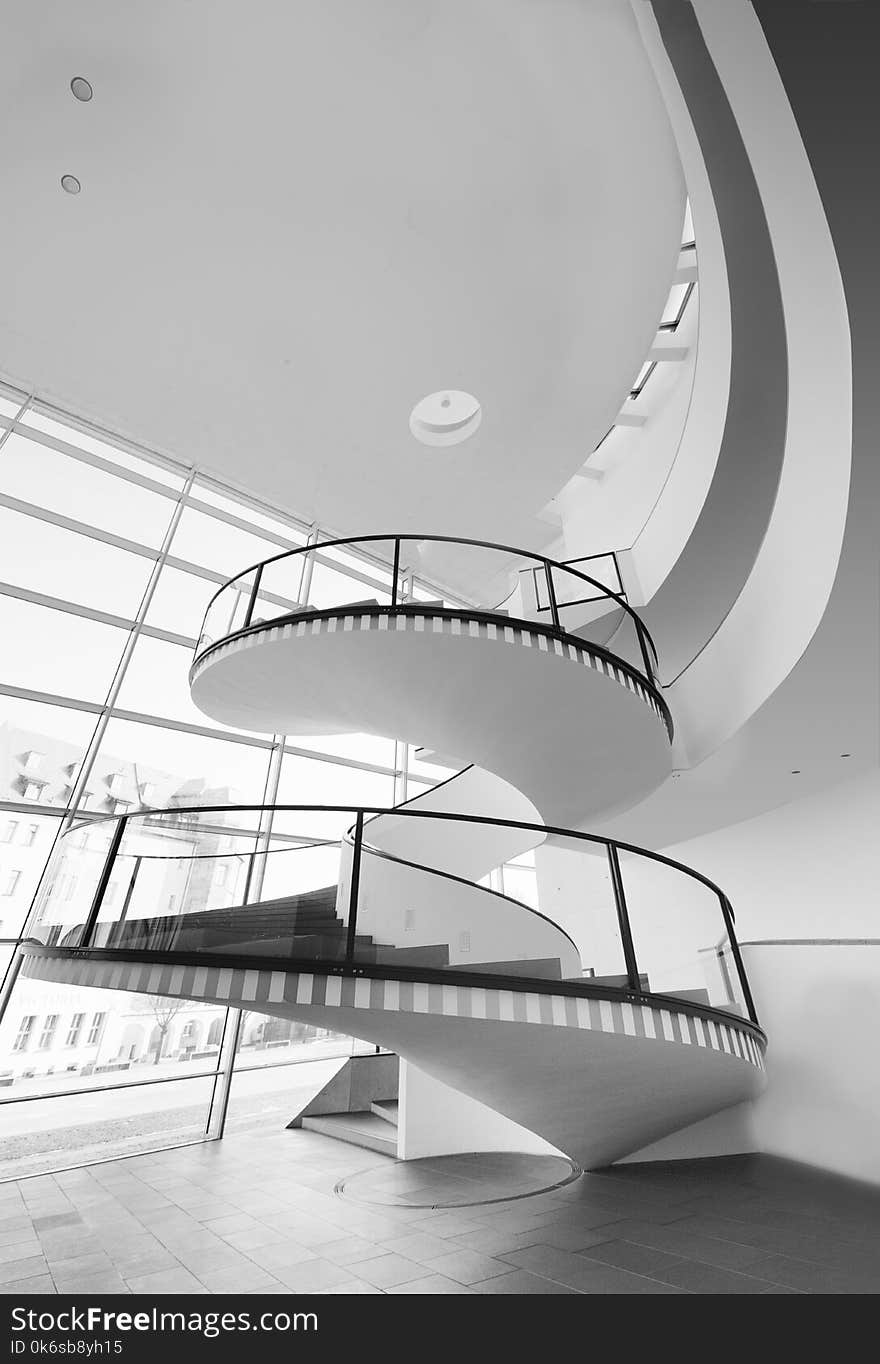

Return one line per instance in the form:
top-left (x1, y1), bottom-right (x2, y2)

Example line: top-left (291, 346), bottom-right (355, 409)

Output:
top-left (0, 508), bottom-right (154, 619)
top-left (0, 596), bottom-right (127, 703)
top-left (0, 976), bottom-right (224, 1099)
top-left (223, 1046), bottom-right (354, 1137)
top-left (288, 733), bottom-right (396, 768)
top-left (0, 433), bottom-right (175, 546)
top-left (273, 753), bottom-right (393, 840)
top-left (20, 411), bottom-right (185, 490)
top-left (191, 480), bottom-right (309, 542)
top-left (0, 696), bottom-right (99, 811)
top-left (93, 718), bottom-right (271, 816)
top-left (0, 813), bottom-right (62, 940)
top-left (0, 1077), bottom-right (215, 1179)
top-left (145, 564), bottom-right (221, 640)
top-left (172, 506), bottom-right (297, 577)
top-left (118, 635), bottom-right (269, 739)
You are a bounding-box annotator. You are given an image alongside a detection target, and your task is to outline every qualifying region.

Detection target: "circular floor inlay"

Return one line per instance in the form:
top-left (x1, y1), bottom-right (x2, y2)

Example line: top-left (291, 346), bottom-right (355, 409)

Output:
top-left (335, 1151), bottom-right (581, 1210)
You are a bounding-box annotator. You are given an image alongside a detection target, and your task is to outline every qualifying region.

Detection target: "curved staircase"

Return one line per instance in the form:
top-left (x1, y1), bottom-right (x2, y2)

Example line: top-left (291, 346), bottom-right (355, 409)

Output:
top-left (23, 535), bottom-right (766, 1170)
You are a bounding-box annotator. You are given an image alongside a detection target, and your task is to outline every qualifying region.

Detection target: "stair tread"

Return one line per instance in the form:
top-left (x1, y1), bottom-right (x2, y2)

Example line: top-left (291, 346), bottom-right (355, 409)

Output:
top-left (301, 1111), bottom-right (397, 1155)
top-left (370, 1100), bottom-right (399, 1127)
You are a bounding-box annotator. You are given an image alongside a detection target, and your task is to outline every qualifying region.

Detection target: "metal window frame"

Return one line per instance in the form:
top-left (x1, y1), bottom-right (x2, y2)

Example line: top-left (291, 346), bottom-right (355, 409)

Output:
top-left (0, 385), bottom-right (410, 1173)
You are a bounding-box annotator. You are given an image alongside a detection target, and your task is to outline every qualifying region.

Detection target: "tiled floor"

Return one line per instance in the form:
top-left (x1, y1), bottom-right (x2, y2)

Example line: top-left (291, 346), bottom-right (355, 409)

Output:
top-left (1, 1129), bottom-right (880, 1294)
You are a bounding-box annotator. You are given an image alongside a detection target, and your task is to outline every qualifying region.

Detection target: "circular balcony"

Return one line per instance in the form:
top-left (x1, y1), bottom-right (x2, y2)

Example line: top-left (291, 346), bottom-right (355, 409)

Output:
top-left (188, 536), bottom-right (674, 826)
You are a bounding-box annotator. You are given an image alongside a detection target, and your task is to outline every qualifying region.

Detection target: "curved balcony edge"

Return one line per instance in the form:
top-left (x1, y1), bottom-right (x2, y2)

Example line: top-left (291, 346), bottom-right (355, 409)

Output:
top-left (17, 942), bottom-right (767, 1055)
top-left (187, 533), bottom-right (669, 728)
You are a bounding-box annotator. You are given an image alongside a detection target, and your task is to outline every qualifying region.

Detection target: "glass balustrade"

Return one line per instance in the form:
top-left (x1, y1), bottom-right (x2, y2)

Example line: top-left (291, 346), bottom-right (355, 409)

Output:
top-left (29, 805), bottom-right (759, 1032)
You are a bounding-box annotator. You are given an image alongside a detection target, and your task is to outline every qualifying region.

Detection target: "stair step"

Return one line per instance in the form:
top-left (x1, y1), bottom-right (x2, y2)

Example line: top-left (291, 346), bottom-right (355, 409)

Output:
top-left (370, 1100), bottom-right (399, 1128)
top-left (456, 957), bottom-right (562, 980)
top-left (664, 988), bottom-right (712, 1007)
top-left (301, 1112), bottom-right (397, 1157)
top-left (374, 944), bottom-right (450, 968)
top-left (586, 972), bottom-right (650, 990)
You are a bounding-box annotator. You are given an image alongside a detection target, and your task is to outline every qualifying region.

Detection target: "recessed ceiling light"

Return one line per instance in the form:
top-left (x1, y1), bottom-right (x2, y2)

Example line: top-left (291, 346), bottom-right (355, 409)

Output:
top-left (70, 77), bottom-right (93, 102)
top-left (61, 174), bottom-right (81, 195)
top-left (410, 390), bottom-right (482, 447)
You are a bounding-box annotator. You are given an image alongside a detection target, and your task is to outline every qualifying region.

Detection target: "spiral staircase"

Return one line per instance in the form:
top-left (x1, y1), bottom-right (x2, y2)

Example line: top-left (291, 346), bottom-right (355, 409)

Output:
top-left (21, 536), bottom-right (767, 1170)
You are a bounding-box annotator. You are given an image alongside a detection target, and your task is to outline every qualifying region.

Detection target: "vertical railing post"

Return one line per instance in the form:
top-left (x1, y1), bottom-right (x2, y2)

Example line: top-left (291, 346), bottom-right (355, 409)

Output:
top-left (635, 618), bottom-right (655, 686)
top-left (391, 537), bottom-right (401, 608)
top-left (544, 563), bottom-right (560, 630)
top-left (81, 817), bottom-right (127, 950)
top-left (243, 562), bottom-right (263, 630)
top-left (718, 892), bottom-right (759, 1025)
top-left (241, 850), bottom-right (256, 908)
top-left (345, 812), bottom-right (364, 964)
top-left (109, 855), bottom-right (141, 947)
top-left (298, 527), bottom-right (319, 608)
top-left (607, 843), bottom-right (640, 992)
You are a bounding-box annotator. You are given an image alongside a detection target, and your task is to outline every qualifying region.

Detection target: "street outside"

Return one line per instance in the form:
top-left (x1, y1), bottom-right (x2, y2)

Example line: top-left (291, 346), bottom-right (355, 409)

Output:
top-left (0, 1042), bottom-right (364, 1180)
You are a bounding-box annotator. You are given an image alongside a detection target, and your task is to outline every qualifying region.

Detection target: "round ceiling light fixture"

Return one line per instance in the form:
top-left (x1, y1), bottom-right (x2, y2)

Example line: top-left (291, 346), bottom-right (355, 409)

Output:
top-left (410, 390), bottom-right (482, 447)
top-left (61, 174), bottom-right (81, 195)
top-left (70, 76), bottom-right (93, 101)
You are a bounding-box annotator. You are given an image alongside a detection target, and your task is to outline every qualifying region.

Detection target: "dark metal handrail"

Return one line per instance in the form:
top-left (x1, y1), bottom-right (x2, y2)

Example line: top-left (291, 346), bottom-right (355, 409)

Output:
top-left (37, 803), bottom-right (759, 1027)
top-left (190, 533), bottom-right (660, 688)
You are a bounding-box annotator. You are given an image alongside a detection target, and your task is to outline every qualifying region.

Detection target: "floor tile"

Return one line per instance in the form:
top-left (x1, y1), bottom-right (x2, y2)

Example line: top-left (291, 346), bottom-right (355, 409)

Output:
top-left (651, 1260), bottom-right (777, 1294)
top-left (379, 1232), bottom-right (457, 1263)
top-left (0, 1256), bottom-right (48, 1286)
top-left (271, 1258), bottom-right (355, 1293)
top-left (472, 1269), bottom-right (579, 1295)
top-left (353, 1254), bottom-right (427, 1289)
top-left (0, 1276), bottom-right (57, 1295)
top-left (424, 1249), bottom-right (513, 1285)
top-left (579, 1239), bottom-right (687, 1277)
top-left (387, 1275), bottom-right (474, 1294)
top-left (124, 1267), bottom-right (209, 1294)
top-left (502, 1245), bottom-right (686, 1294)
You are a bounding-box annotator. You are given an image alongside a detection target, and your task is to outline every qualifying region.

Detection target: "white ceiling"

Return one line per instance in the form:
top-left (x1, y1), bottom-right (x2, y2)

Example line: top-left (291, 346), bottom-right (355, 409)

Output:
top-left (0, 0), bottom-right (684, 546)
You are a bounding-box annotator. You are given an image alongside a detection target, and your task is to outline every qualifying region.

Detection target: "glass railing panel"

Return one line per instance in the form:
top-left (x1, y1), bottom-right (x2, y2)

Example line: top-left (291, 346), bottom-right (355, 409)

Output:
top-left (319, 541), bottom-right (396, 590)
top-left (617, 850), bottom-right (740, 1015)
top-left (197, 570), bottom-right (258, 654)
top-left (306, 539), bottom-right (397, 612)
top-left (251, 553), bottom-right (309, 628)
top-left (87, 835), bottom-right (346, 963)
top-left (29, 822), bottom-right (116, 948)
top-left (347, 818), bottom-right (614, 986)
top-left (402, 540), bottom-right (526, 615)
top-left (543, 837), bottom-right (628, 987)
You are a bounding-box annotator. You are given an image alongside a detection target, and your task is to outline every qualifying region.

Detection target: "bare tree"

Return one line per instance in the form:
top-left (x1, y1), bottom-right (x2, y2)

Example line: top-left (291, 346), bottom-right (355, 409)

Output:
top-left (147, 997), bottom-right (187, 1065)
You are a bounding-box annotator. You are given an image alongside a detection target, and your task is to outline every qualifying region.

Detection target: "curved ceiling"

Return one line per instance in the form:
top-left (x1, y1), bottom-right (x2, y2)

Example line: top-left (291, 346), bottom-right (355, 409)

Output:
top-left (0, 0), bottom-right (684, 545)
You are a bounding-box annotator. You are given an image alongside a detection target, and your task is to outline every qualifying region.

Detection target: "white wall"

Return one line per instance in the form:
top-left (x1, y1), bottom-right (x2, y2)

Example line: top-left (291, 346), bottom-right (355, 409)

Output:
top-left (660, 769), bottom-right (880, 941)
top-left (654, 769), bottom-right (880, 1181)
top-left (397, 1059), bottom-right (561, 1162)
top-left (740, 943), bottom-right (880, 1185)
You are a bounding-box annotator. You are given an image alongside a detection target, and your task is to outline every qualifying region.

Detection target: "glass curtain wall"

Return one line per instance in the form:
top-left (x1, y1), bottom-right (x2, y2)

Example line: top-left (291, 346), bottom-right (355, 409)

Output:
top-left (0, 378), bottom-right (407, 1179)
